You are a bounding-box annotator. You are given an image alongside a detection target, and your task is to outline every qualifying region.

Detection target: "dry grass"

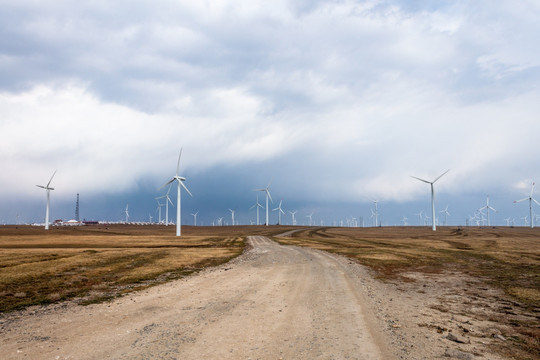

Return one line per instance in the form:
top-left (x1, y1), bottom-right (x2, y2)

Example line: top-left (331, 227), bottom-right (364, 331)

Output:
top-left (0, 224), bottom-right (295, 312)
top-left (275, 226), bottom-right (540, 359)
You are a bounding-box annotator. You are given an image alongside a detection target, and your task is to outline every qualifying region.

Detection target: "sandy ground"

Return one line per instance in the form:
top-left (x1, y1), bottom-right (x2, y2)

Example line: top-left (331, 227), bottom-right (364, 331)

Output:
top-left (0, 235), bottom-right (510, 359)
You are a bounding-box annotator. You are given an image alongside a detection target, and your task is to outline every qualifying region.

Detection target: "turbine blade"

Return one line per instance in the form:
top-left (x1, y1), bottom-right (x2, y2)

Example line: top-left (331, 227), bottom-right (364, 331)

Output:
top-left (533, 198), bottom-right (540, 207)
top-left (158, 178), bottom-right (175, 190)
top-left (432, 169), bottom-right (450, 183)
top-left (36, 185), bottom-right (46, 189)
top-left (514, 198), bottom-right (528, 203)
top-left (266, 189), bottom-right (273, 203)
top-left (411, 175), bottom-right (430, 184)
top-left (180, 181), bottom-right (193, 197)
top-left (176, 147), bottom-right (183, 176)
top-left (47, 170), bottom-right (57, 187)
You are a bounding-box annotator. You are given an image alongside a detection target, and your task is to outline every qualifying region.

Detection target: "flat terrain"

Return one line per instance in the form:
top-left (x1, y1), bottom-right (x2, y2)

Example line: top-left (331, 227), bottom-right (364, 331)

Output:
top-left (1, 235), bottom-right (392, 359)
top-left (0, 225), bottom-right (539, 359)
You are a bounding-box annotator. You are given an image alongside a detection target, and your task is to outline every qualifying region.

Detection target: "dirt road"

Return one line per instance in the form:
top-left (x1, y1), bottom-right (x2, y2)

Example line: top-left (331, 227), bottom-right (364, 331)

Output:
top-left (1, 236), bottom-right (393, 359)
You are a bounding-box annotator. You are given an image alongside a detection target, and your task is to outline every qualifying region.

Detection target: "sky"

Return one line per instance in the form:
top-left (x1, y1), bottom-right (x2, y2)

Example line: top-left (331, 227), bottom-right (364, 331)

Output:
top-left (1, 0), bottom-right (540, 227)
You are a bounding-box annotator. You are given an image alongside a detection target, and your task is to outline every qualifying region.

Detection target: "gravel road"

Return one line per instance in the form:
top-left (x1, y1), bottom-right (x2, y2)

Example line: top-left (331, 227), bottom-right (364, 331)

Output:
top-left (1, 236), bottom-right (394, 359)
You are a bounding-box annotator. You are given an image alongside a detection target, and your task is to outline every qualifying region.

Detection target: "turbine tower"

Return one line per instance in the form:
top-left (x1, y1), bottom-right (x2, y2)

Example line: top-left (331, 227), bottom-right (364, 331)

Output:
top-left (514, 182), bottom-right (540, 229)
top-left (254, 181), bottom-right (272, 226)
top-left (272, 200), bottom-right (285, 225)
top-left (75, 193), bottom-right (80, 222)
top-left (160, 148), bottom-right (192, 236)
top-left (250, 194), bottom-right (264, 225)
top-left (36, 171), bottom-right (56, 230)
top-left (479, 196), bottom-right (497, 226)
top-left (411, 170), bottom-right (450, 231)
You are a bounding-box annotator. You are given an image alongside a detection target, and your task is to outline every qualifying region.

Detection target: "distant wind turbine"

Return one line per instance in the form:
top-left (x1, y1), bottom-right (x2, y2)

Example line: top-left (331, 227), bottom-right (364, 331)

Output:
top-left (36, 171), bottom-right (56, 230)
top-left (123, 204), bottom-right (129, 224)
top-left (156, 185), bottom-right (174, 226)
top-left (479, 196), bottom-right (497, 226)
top-left (440, 206), bottom-right (450, 226)
top-left (289, 210), bottom-right (297, 226)
top-left (371, 200), bottom-right (379, 227)
top-left (411, 169), bottom-right (450, 231)
top-left (414, 211), bottom-right (424, 226)
top-left (155, 200), bottom-right (164, 224)
top-left (191, 211), bottom-right (199, 226)
top-left (307, 212), bottom-right (314, 226)
top-left (272, 200), bottom-right (285, 225)
top-left (228, 209), bottom-right (236, 226)
top-left (514, 182), bottom-right (540, 229)
top-left (160, 148), bottom-right (192, 236)
top-left (250, 194), bottom-right (264, 225)
top-left (254, 181), bottom-right (273, 226)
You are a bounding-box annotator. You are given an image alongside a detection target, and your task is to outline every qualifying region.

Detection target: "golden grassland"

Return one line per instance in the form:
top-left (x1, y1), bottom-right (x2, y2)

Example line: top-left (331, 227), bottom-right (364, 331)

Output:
top-left (0, 224), bottom-right (295, 312)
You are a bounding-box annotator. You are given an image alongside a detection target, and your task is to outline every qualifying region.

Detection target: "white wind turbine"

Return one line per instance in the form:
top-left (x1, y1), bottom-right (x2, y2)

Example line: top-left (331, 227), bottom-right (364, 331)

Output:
top-left (307, 212), bottom-right (314, 226)
top-left (160, 148), bottom-right (192, 236)
top-left (123, 204), bottom-right (129, 224)
top-left (253, 181), bottom-right (272, 226)
top-left (36, 171), bottom-right (56, 230)
top-left (479, 196), bottom-right (497, 226)
top-left (155, 200), bottom-right (164, 224)
top-left (156, 185), bottom-right (174, 226)
top-left (371, 200), bottom-right (379, 227)
top-left (440, 206), bottom-right (450, 226)
top-left (250, 194), bottom-right (264, 225)
top-left (289, 210), bottom-right (297, 226)
top-left (272, 200), bottom-right (285, 225)
top-left (514, 182), bottom-right (540, 229)
top-left (401, 216), bottom-right (408, 226)
top-left (228, 209), bottom-right (236, 226)
top-left (191, 211), bottom-right (199, 226)
top-left (414, 211), bottom-right (424, 226)
top-left (411, 170), bottom-right (450, 231)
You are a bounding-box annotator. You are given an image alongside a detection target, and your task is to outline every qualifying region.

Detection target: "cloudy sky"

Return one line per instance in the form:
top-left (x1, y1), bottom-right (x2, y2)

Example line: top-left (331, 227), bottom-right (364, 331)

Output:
top-left (1, 0), bottom-right (540, 226)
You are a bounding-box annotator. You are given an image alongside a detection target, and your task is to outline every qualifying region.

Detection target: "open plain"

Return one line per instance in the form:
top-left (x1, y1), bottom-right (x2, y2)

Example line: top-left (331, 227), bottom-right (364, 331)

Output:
top-left (0, 225), bottom-right (539, 359)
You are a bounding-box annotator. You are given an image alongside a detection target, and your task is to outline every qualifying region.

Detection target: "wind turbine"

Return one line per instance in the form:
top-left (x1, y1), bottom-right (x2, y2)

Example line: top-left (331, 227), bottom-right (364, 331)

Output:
top-left (123, 204), bottom-right (129, 224)
top-left (479, 196), bottom-right (497, 226)
top-left (414, 211), bottom-right (424, 226)
top-left (191, 211), bottom-right (199, 226)
top-left (228, 209), bottom-right (236, 226)
top-left (411, 169), bottom-right (450, 231)
top-left (289, 210), bottom-right (297, 225)
top-left (401, 216), bottom-right (408, 226)
top-left (253, 181), bottom-right (273, 226)
top-left (156, 185), bottom-right (174, 226)
top-left (155, 200), bottom-right (164, 224)
top-left (160, 148), bottom-right (192, 236)
top-left (307, 212), bottom-right (314, 226)
top-left (250, 194), bottom-right (264, 225)
top-left (371, 200), bottom-right (379, 227)
top-left (440, 206), bottom-right (450, 226)
top-left (272, 200), bottom-right (285, 225)
top-left (514, 182), bottom-right (540, 229)
top-left (36, 171), bottom-right (56, 230)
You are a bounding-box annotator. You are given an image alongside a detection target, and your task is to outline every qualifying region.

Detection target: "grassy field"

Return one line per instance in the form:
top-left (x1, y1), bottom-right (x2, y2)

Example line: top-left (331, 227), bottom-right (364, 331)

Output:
top-left (0, 224), bottom-right (294, 312)
top-left (275, 226), bottom-right (540, 359)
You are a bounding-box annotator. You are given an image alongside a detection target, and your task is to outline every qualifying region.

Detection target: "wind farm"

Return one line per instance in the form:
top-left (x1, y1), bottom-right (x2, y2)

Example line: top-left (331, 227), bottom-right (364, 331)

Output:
top-left (1, 1), bottom-right (540, 357)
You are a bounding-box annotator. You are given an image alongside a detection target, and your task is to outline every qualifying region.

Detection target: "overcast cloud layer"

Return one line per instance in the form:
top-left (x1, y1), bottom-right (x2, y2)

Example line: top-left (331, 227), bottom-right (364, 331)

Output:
top-left (1, 0), bottom-right (540, 225)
